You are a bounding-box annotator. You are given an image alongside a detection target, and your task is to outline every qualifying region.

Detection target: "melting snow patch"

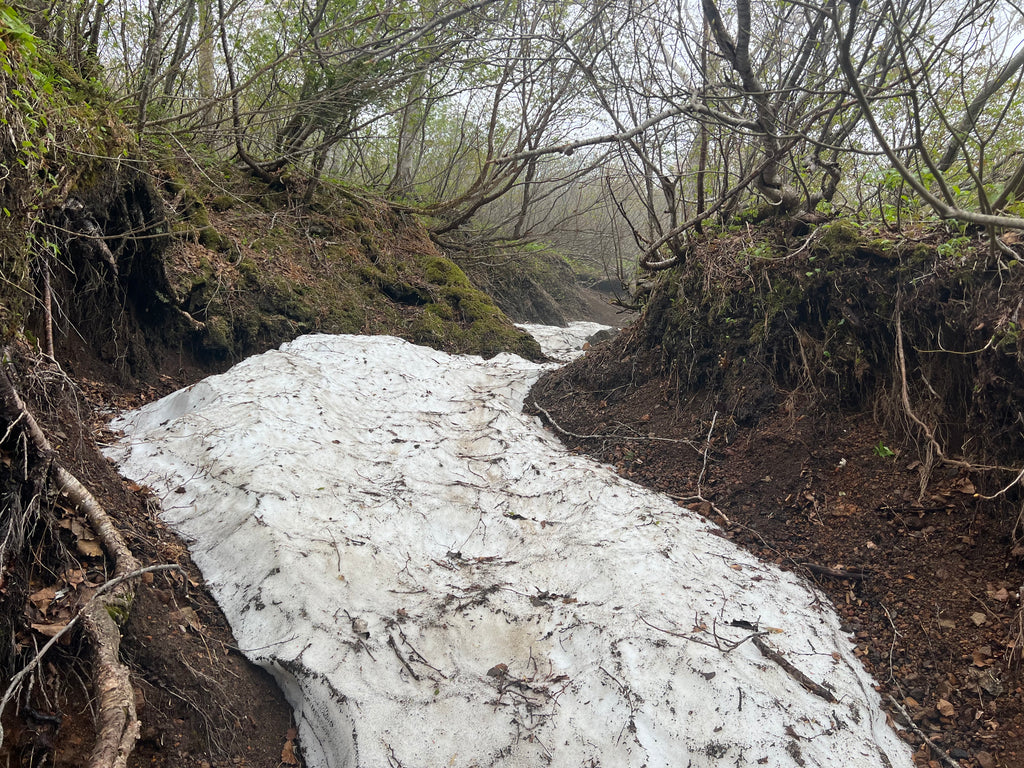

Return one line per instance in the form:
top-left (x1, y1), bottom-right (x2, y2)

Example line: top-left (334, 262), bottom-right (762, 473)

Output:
top-left (107, 324), bottom-right (912, 768)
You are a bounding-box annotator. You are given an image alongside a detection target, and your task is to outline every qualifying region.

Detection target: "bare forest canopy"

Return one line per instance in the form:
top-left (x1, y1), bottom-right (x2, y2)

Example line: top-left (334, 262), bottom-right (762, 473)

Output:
top-left (6, 0), bottom-right (1024, 277)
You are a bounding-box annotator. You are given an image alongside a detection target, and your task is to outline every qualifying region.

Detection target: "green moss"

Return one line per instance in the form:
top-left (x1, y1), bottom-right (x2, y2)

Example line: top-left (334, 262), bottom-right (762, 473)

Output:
top-left (259, 276), bottom-right (316, 322)
top-left (105, 598), bottom-right (132, 625)
top-left (424, 302), bottom-right (455, 322)
top-left (411, 307), bottom-right (448, 347)
top-left (237, 258), bottom-right (259, 281)
top-left (202, 315), bottom-right (233, 354)
top-left (817, 220), bottom-right (862, 260)
top-left (360, 233), bottom-right (381, 261)
top-left (864, 238), bottom-right (896, 259)
top-left (210, 195), bottom-right (236, 212)
top-left (419, 254), bottom-right (473, 288)
top-left (162, 177), bottom-right (232, 252)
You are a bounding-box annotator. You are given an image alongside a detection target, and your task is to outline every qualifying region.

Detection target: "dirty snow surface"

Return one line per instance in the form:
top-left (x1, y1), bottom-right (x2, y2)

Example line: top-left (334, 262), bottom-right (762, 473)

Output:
top-left (108, 324), bottom-right (912, 768)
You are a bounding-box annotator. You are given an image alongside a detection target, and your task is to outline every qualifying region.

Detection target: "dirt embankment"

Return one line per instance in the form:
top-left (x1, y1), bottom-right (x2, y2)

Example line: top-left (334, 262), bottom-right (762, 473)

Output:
top-left (0, 140), bottom-right (607, 767)
top-left (532, 221), bottom-right (1024, 768)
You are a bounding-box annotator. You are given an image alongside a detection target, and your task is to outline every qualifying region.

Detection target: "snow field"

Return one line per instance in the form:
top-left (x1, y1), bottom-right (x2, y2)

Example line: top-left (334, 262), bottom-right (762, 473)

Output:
top-left (107, 325), bottom-right (912, 768)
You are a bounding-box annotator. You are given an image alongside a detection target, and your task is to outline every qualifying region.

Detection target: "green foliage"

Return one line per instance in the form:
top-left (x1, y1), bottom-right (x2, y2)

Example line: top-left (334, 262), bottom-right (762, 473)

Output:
top-left (936, 235), bottom-right (972, 261)
top-left (872, 441), bottom-right (896, 459)
top-left (0, 4), bottom-right (36, 57)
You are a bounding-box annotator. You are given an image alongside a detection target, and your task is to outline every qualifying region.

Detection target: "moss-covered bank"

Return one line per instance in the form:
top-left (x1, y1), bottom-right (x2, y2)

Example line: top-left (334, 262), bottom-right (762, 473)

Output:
top-left (546, 220), bottom-right (1024, 477)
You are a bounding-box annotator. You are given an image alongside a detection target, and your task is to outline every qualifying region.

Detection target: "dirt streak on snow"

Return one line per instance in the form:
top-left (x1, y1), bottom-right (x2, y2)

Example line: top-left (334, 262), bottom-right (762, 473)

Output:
top-left (107, 324), bottom-right (912, 768)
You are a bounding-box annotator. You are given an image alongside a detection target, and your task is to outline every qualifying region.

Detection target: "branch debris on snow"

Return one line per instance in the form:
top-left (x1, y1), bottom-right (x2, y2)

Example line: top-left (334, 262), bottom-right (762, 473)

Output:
top-left (106, 324), bottom-right (912, 768)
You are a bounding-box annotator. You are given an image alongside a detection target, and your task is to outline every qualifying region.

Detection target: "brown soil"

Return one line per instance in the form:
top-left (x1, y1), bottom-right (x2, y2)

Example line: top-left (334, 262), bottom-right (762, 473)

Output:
top-left (531, 331), bottom-right (1024, 768)
top-left (1, 354), bottom-right (296, 768)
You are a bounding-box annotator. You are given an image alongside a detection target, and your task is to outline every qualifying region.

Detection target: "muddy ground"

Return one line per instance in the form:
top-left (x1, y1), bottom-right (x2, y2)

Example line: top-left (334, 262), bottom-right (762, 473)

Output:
top-left (531, 329), bottom-right (1024, 768)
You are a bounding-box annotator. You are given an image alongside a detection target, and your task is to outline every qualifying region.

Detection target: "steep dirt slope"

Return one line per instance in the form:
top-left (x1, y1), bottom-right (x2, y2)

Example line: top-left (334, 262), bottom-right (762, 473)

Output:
top-left (531, 222), bottom-right (1024, 768)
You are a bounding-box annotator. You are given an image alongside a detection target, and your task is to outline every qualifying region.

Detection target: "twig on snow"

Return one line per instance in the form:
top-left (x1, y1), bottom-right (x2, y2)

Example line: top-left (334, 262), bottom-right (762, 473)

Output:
top-left (751, 635), bottom-right (837, 703)
top-left (388, 634), bottom-right (420, 681)
top-left (639, 614), bottom-right (766, 654)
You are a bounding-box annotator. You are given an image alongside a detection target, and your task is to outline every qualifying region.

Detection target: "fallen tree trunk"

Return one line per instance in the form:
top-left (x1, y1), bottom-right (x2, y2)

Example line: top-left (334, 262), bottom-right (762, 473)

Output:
top-left (0, 356), bottom-right (143, 768)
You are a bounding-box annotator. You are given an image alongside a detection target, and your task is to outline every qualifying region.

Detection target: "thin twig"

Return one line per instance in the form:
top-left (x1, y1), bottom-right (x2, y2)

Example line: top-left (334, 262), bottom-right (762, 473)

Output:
top-left (880, 603), bottom-right (901, 683)
top-left (976, 464), bottom-right (1024, 501)
top-left (639, 614), bottom-right (766, 653)
top-left (388, 634), bottom-right (419, 681)
top-left (886, 694), bottom-right (961, 768)
top-left (894, 299), bottom-right (945, 462)
top-left (751, 635), bottom-right (837, 703)
top-left (696, 411), bottom-right (718, 497)
top-left (531, 399), bottom-right (701, 451)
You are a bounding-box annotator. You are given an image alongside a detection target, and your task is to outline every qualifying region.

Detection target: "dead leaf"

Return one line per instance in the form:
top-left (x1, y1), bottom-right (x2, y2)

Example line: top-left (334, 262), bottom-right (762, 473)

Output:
top-left (76, 539), bottom-right (104, 558)
top-left (970, 612), bottom-right (988, 627)
top-left (31, 622), bottom-right (68, 637)
top-left (966, 667), bottom-right (1004, 696)
top-left (486, 663), bottom-right (508, 678)
top-left (281, 738), bottom-right (299, 766)
top-left (936, 699), bottom-right (955, 717)
top-left (936, 619), bottom-right (956, 630)
top-left (956, 479), bottom-right (976, 495)
top-left (57, 517), bottom-right (87, 536)
top-left (972, 646), bottom-right (993, 667)
top-left (830, 503), bottom-right (856, 517)
top-left (991, 587), bottom-right (1009, 602)
top-left (29, 586), bottom-right (57, 614)
top-left (171, 607), bottom-right (202, 632)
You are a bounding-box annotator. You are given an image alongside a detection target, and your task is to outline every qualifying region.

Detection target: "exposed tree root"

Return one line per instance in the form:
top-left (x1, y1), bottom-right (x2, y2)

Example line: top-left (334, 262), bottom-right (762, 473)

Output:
top-left (0, 356), bottom-right (149, 768)
top-left (890, 301), bottom-right (1021, 500)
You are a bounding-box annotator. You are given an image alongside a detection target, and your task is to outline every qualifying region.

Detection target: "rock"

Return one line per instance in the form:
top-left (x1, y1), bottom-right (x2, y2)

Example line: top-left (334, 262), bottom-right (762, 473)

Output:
top-left (586, 328), bottom-right (618, 346)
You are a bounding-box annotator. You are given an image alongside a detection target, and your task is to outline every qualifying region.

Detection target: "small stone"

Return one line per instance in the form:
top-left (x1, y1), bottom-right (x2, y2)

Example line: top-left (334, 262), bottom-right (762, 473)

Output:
top-left (970, 611), bottom-right (988, 626)
top-left (936, 698), bottom-right (955, 717)
top-left (975, 751), bottom-right (996, 768)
